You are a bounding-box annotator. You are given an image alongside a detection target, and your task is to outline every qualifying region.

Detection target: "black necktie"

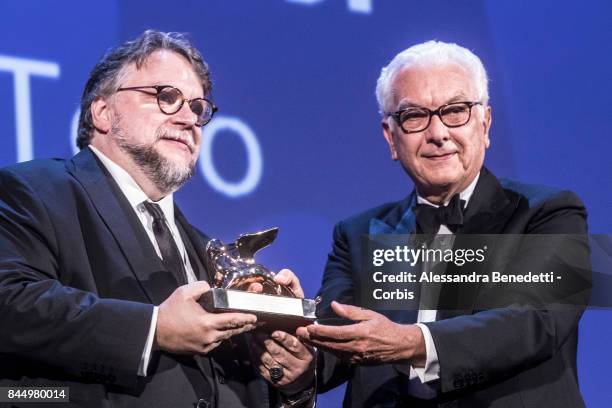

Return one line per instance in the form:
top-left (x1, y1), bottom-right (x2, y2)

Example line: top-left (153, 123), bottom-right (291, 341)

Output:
top-left (414, 193), bottom-right (466, 234)
top-left (143, 201), bottom-right (188, 286)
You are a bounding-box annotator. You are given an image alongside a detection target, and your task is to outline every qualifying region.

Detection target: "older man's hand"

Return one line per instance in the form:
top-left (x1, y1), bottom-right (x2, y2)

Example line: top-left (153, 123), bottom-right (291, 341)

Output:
top-left (297, 301), bottom-right (426, 366)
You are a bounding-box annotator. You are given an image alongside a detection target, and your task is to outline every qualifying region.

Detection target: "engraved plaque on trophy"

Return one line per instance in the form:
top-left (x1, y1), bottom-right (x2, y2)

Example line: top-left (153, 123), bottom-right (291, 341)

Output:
top-left (199, 228), bottom-right (317, 330)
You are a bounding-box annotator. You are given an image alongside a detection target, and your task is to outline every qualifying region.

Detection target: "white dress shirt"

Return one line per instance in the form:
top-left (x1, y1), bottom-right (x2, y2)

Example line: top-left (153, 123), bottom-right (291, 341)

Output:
top-left (406, 172), bottom-right (480, 398)
top-left (89, 145), bottom-right (197, 376)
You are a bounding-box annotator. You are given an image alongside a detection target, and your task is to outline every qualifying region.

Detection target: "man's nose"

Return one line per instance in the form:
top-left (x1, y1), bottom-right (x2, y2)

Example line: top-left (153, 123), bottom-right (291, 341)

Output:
top-left (425, 114), bottom-right (450, 144)
top-left (171, 101), bottom-right (198, 126)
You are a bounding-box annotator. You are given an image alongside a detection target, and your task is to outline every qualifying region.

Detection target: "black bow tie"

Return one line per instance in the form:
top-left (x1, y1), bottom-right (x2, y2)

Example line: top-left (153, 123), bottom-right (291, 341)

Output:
top-left (414, 194), bottom-right (466, 234)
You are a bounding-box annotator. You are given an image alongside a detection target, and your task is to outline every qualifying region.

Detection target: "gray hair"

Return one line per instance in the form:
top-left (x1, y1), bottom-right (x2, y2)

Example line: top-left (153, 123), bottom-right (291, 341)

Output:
top-left (375, 40), bottom-right (489, 115)
top-left (76, 29), bottom-right (212, 149)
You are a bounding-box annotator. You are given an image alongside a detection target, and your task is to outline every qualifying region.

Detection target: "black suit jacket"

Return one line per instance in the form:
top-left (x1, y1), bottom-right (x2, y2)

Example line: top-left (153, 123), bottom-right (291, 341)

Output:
top-left (315, 168), bottom-right (590, 408)
top-left (0, 148), bottom-right (272, 408)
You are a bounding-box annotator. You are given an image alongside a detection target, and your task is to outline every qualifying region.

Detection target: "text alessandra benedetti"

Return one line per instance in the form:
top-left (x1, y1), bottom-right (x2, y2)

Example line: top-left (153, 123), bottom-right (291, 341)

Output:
top-left (372, 271), bottom-right (557, 283)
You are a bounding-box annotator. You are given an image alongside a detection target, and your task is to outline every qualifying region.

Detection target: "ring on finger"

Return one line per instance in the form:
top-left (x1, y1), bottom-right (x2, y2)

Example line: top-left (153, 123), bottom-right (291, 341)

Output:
top-left (268, 366), bottom-right (284, 382)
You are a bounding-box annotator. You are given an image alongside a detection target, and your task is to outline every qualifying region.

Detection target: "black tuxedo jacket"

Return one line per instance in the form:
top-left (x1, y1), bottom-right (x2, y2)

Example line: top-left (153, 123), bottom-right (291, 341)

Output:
top-left (316, 168), bottom-right (590, 408)
top-left (0, 148), bottom-right (273, 408)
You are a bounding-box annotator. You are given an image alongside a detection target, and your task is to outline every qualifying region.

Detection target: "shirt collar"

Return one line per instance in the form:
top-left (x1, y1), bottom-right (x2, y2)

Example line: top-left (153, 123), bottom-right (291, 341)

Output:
top-left (88, 145), bottom-right (175, 220)
top-left (416, 172), bottom-right (480, 208)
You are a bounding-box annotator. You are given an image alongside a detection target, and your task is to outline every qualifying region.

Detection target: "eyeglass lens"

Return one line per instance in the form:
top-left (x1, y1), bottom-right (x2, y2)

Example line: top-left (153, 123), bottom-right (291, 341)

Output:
top-left (399, 103), bottom-right (472, 132)
top-left (157, 87), bottom-right (214, 126)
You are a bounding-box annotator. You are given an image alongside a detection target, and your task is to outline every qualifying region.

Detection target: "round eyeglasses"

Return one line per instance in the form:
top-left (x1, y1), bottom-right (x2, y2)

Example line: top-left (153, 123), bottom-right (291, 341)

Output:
top-left (116, 85), bottom-right (217, 127)
top-left (387, 101), bottom-right (482, 134)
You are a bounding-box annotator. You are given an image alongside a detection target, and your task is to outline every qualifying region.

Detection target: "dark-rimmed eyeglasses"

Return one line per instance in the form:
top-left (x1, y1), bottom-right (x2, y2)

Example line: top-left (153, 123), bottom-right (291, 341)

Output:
top-left (116, 85), bottom-right (217, 127)
top-left (387, 101), bottom-right (482, 134)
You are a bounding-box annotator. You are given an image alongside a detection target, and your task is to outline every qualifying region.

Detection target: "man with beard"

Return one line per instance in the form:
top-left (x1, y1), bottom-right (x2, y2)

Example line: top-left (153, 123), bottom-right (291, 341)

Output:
top-left (0, 30), bottom-right (314, 408)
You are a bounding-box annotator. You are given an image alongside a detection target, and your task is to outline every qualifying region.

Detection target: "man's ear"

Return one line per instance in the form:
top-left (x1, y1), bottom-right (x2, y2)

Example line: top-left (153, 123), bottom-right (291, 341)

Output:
top-left (482, 105), bottom-right (492, 149)
top-left (382, 119), bottom-right (398, 161)
top-left (90, 96), bottom-right (112, 134)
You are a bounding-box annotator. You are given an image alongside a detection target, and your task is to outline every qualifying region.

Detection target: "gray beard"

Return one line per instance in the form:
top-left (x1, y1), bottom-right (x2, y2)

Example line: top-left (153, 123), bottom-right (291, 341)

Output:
top-left (113, 123), bottom-right (195, 196)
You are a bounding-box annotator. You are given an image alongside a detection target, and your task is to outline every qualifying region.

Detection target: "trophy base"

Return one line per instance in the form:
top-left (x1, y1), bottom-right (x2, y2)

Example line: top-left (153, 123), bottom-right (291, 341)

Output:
top-left (199, 288), bottom-right (317, 331)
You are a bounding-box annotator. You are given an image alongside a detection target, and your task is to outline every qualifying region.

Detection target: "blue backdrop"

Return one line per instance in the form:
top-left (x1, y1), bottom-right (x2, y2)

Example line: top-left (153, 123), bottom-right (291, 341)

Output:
top-left (1, 1), bottom-right (610, 406)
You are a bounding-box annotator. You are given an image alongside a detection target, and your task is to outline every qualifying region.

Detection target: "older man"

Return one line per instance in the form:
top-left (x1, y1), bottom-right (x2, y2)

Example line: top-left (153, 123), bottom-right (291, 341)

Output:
top-left (298, 41), bottom-right (589, 407)
top-left (0, 30), bottom-right (313, 408)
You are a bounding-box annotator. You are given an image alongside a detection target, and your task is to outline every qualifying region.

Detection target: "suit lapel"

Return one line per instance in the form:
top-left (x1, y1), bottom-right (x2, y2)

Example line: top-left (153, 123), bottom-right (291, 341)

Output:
top-left (67, 148), bottom-right (176, 305)
top-left (368, 193), bottom-right (417, 235)
top-left (174, 207), bottom-right (215, 283)
top-left (458, 167), bottom-right (518, 235)
top-left (437, 168), bottom-right (521, 319)
top-left (368, 193), bottom-right (422, 325)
